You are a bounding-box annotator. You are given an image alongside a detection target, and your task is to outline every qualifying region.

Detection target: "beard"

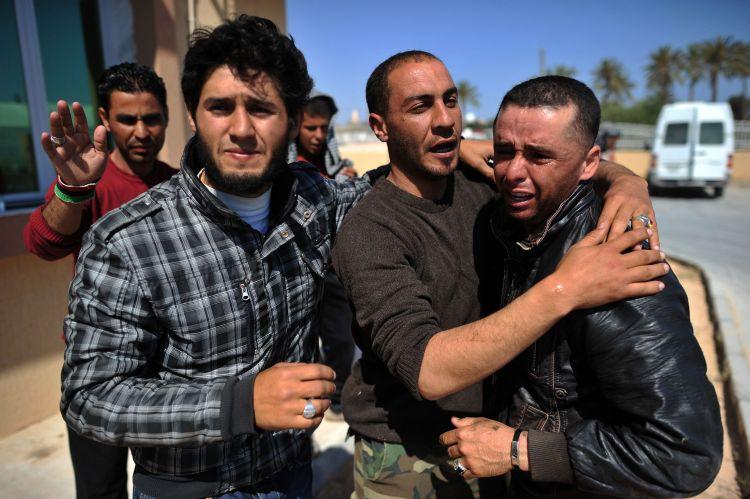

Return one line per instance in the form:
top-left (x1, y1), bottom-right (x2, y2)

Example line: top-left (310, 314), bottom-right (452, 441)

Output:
top-left (194, 134), bottom-right (289, 196)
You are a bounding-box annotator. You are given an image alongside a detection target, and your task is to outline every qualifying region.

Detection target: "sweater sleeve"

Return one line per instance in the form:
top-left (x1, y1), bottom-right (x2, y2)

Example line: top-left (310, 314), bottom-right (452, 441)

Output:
top-left (23, 182), bottom-right (86, 261)
top-left (528, 271), bottom-right (723, 497)
top-left (332, 212), bottom-right (441, 400)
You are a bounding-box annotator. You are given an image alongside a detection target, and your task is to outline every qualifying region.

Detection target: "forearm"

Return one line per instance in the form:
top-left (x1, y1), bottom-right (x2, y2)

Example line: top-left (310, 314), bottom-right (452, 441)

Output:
top-left (418, 275), bottom-right (572, 400)
top-left (41, 195), bottom-right (85, 235)
top-left (23, 203), bottom-right (83, 260)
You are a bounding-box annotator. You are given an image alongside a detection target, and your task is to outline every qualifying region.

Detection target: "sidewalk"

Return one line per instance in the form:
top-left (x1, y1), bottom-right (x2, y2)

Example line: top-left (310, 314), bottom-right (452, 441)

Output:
top-left (0, 262), bottom-right (740, 497)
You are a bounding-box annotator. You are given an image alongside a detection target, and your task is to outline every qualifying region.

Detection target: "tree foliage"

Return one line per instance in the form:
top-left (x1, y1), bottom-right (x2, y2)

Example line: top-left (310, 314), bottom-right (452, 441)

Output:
top-left (593, 58), bottom-right (634, 106)
top-left (702, 36), bottom-right (734, 102)
top-left (547, 65), bottom-right (577, 78)
top-left (457, 80), bottom-right (480, 113)
top-left (645, 46), bottom-right (683, 105)
top-left (682, 43), bottom-right (705, 100)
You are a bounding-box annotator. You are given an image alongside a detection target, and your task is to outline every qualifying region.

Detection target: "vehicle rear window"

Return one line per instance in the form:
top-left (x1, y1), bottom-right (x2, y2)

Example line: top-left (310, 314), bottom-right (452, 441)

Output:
top-left (700, 122), bottom-right (724, 145)
top-left (664, 123), bottom-right (688, 145)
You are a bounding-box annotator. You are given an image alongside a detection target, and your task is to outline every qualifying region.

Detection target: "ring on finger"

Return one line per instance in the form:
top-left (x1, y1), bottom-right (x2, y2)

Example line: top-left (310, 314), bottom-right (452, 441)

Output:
top-left (634, 214), bottom-right (652, 228)
top-left (50, 135), bottom-right (66, 146)
top-left (452, 458), bottom-right (467, 476)
top-left (302, 399), bottom-right (316, 419)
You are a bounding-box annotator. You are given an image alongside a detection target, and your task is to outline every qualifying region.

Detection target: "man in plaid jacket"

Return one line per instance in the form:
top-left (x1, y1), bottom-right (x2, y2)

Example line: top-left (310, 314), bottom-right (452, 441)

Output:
top-left (59, 16), bottom-right (377, 498)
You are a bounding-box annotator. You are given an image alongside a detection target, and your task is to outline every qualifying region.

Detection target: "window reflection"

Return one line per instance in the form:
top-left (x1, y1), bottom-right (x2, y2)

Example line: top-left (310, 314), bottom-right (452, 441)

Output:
top-left (0, 0), bottom-right (37, 195)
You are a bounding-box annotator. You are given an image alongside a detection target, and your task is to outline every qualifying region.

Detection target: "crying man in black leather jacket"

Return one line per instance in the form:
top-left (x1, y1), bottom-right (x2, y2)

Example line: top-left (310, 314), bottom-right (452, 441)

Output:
top-left (439, 76), bottom-right (722, 498)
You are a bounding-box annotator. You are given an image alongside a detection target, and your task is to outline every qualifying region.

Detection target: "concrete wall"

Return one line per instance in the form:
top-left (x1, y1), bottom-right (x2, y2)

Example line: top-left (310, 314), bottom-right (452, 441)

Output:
top-left (0, 214), bottom-right (69, 438)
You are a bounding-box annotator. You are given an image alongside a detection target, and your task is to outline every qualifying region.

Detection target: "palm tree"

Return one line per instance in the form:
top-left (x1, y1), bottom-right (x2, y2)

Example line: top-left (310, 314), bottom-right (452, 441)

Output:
top-left (682, 43), bottom-right (705, 101)
top-left (646, 46), bottom-right (683, 105)
top-left (593, 58), bottom-right (634, 106)
top-left (457, 80), bottom-right (480, 115)
top-left (547, 65), bottom-right (577, 78)
top-left (702, 36), bottom-right (734, 102)
top-left (729, 41), bottom-right (750, 102)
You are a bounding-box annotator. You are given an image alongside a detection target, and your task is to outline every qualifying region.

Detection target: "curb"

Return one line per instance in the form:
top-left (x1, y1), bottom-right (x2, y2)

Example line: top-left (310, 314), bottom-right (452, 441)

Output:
top-left (671, 255), bottom-right (750, 495)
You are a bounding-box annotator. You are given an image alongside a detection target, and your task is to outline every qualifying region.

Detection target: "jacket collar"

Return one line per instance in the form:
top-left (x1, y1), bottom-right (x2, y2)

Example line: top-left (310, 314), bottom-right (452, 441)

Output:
top-left (493, 181), bottom-right (596, 252)
top-left (178, 136), bottom-right (298, 231)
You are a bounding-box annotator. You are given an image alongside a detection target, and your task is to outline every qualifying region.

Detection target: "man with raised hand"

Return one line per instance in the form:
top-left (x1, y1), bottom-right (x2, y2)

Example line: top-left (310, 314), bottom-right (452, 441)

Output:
top-left (24, 63), bottom-right (174, 499)
top-left (440, 75), bottom-right (721, 498)
top-left (331, 52), bottom-right (667, 498)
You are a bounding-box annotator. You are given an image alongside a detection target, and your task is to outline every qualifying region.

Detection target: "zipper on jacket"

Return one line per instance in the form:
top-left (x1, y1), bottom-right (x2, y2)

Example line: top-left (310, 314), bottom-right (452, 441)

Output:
top-left (239, 282), bottom-right (250, 301)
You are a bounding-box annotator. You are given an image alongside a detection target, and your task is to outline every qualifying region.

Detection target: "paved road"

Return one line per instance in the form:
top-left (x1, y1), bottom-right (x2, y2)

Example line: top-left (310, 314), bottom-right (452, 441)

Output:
top-left (652, 185), bottom-right (750, 457)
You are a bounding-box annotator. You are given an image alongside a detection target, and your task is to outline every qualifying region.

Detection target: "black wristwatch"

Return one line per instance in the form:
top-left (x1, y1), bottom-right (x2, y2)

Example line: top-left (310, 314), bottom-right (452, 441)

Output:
top-left (510, 428), bottom-right (524, 470)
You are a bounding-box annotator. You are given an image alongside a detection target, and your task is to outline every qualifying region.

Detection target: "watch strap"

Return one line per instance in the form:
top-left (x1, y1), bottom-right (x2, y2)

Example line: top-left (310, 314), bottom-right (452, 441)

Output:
top-left (510, 427), bottom-right (524, 470)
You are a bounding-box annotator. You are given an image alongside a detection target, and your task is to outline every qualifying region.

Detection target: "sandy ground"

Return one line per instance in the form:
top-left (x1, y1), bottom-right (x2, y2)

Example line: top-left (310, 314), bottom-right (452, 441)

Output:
top-left (672, 261), bottom-right (740, 498)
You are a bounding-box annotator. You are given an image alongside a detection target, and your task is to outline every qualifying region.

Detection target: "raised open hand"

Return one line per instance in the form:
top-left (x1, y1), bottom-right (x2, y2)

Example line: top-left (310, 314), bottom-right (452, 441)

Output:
top-left (41, 100), bottom-right (108, 185)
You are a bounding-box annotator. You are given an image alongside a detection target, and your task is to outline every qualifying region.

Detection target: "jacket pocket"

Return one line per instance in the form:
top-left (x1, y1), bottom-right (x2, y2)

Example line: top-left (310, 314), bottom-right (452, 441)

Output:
top-left (512, 403), bottom-right (551, 431)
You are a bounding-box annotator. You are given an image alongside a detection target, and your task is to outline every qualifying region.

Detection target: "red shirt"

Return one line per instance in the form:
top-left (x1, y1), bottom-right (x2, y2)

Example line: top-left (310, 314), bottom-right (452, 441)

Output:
top-left (24, 157), bottom-right (177, 263)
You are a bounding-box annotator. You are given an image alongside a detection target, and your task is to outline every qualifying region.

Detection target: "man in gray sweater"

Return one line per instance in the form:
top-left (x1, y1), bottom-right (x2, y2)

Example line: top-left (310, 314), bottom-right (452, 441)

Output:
top-left (331, 50), bottom-right (667, 498)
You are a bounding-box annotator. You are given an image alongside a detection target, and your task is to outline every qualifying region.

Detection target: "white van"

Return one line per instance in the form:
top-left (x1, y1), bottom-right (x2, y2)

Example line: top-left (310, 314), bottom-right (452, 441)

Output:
top-left (649, 102), bottom-right (734, 197)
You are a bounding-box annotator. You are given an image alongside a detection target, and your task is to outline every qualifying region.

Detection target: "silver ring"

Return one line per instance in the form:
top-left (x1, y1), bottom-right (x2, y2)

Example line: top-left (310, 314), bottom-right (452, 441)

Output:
top-left (452, 458), bottom-right (467, 476)
top-left (634, 214), bottom-right (652, 228)
top-left (51, 135), bottom-right (67, 146)
top-left (302, 399), bottom-right (316, 419)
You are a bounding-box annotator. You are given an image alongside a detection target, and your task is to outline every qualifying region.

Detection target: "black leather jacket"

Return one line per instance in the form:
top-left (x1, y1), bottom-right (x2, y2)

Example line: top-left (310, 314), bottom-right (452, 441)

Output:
top-left (493, 183), bottom-right (722, 498)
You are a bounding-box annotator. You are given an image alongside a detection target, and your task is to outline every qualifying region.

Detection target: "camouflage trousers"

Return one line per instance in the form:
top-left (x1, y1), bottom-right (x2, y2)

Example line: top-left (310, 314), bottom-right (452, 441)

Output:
top-left (352, 435), bottom-right (506, 499)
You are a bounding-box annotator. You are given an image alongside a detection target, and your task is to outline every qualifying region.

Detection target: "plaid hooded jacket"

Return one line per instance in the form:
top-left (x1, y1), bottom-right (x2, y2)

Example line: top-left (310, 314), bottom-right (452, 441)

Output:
top-left (61, 137), bottom-right (376, 491)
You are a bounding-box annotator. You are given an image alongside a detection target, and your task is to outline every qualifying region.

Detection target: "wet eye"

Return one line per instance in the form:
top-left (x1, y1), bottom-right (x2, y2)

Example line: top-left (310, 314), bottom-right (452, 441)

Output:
top-left (528, 151), bottom-right (553, 163)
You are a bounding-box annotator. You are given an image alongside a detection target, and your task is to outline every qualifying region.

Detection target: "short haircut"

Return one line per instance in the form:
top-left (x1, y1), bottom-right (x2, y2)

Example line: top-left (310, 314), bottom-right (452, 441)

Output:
top-left (304, 95), bottom-right (338, 119)
top-left (182, 15), bottom-right (313, 119)
top-left (366, 50), bottom-right (441, 116)
top-left (498, 75), bottom-right (601, 147)
top-left (97, 63), bottom-right (167, 114)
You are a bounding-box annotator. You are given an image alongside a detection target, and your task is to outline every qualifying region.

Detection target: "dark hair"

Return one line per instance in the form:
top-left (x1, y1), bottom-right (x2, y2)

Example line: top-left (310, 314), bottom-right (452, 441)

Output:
top-left (498, 75), bottom-right (600, 146)
top-left (182, 15), bottom-right (313, 118)
top-left (304, 95), bottom-right (338, 118)
top-left (366, 50), bottom-right (441, 115)
top-left (97, 62), bottom-right (167, 113)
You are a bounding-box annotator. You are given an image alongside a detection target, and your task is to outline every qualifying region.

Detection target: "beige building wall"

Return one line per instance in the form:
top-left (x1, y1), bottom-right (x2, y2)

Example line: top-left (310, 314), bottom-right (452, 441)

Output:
top-left (0, 214), bottom-right (69, 438)
top-left (0, 0), bottom-right (286, 438)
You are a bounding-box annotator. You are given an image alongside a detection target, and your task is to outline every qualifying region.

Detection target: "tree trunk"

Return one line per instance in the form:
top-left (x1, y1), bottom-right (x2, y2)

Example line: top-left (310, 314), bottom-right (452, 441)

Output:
top-left (711, 70), bottom-right (718, 102)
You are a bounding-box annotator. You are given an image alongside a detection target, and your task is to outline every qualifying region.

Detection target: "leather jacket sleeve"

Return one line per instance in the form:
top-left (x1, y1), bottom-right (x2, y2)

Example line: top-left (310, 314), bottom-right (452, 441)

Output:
top-left (556, 270), bottom-right (722, 497)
